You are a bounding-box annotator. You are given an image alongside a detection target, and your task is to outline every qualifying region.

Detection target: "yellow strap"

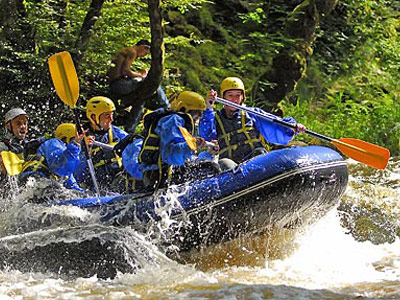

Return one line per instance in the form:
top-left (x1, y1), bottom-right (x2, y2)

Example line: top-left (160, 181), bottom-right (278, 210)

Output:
top-left (93, 156), bottom-right (122, 168)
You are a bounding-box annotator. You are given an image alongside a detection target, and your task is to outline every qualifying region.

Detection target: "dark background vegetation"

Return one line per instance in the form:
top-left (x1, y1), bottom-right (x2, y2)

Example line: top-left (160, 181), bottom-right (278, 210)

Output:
top-left (1, 0), bottom-right (399, 154)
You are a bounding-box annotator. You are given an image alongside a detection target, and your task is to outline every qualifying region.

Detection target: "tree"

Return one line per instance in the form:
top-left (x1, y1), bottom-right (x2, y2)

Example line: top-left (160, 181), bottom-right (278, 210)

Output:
top-left (251, 0), bottom-right (338, 113)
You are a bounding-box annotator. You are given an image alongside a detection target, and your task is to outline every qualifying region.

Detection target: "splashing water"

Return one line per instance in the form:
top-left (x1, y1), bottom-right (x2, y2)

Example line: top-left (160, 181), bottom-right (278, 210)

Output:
top-left (0, 160), bottom-right (399, 299)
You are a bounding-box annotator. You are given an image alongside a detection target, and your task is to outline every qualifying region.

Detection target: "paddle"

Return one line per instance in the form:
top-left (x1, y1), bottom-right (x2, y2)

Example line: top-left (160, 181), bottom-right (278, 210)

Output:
top-left (215, 96), bottom-right (390, 170)
top-left (1, 151), bottom-right (24, 176)
top-left (179, 126), bottom-right (216, 151)
top-left (48, 51), bottom-right (101, 194)
top-left (93, 141), bottom-right (114, 151)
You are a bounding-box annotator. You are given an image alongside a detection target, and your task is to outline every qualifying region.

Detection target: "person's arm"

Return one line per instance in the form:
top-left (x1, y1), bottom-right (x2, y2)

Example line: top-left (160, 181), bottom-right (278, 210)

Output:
top-left (122, 138), bottom-right (143, 179)
top-left (250, 108), bottom-right (297, 145)
top-left (156, 115), bottom-right (194, 166)
top-left (73, 150), bottom-right (89, 184)
top-left (199, 110), bottom-right (218, 142)
top-left (41, 139), bottom-right (81, 177)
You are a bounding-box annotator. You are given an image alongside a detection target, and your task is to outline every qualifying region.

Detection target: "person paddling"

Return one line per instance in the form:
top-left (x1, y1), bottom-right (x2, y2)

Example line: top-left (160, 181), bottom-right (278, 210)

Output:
top-left (19, 123), bottom-right (85, 193)
top-left (74, 96), bottom-right (128, 192)
top-left (199, 77), bottom-right (306, 168)
top-left (138, 91), bottom-right (218, 191)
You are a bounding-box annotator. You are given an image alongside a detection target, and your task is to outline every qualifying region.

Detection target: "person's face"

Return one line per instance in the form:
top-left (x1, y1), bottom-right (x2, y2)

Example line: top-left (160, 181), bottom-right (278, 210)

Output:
top-left (98, 111), bottom-right (114, 130)
top-left (138, 46), bottom-right (150, 57)
top-left (189, 110), bottom-right (204, 123)
top-left (7, 115), bottom-right (29, 140)
top-left (223, 90), bottom-right (243, 113)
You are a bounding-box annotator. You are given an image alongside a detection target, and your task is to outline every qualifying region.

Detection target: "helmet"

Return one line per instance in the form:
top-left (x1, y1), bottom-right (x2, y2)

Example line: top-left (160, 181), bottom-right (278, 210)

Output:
top-left (55, 123), bottom-right (76, 143)
top-left (220, 77), bottom-right (246, 101)
top-left (86, 96), bottom-right (116, 124)
top-left (5, 108), bottom-right (28, 124)
top-left (172, 91), bottom-right (206, 112)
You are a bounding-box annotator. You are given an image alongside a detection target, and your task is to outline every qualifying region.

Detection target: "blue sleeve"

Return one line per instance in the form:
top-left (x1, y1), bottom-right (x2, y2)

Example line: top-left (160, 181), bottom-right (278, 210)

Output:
top-left (63, 175), bottom-right (84, 192)
top-left (249, 108), bottom-right (296, 145)
top-left (73, 150), bottom-right (89, 184)
top-left (199, 109), bottom-right (217, 141)
top-left (112, 126), bottom-right (128, 142)
top-left (155, 115), bottom-right (194, 166)
top-left (122, 138), bottom-right (143, 179)
top-left (39, 139), bottom-right (81, 176)
top-left (197, 151), bottom-right (214, 160)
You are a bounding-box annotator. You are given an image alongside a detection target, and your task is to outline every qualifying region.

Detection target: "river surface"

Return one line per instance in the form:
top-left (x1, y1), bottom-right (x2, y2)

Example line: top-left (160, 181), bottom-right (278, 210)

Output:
top-left (0, 159), bottom-right (399, 300)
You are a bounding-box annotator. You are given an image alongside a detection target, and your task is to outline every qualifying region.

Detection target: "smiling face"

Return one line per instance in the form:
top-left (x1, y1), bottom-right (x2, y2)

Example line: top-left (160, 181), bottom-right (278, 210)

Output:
top-left (98, 111), bottom-right (114, 131)
top-left (223, 89), bottom-right (244, 114)
top-left (6, 115), bottom-right (29, 140)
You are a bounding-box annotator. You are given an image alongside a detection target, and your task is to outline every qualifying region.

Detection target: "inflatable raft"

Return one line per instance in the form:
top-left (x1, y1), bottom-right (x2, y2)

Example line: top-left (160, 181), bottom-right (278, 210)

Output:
top-left (0, 145), bottom-right (348, 278)
top-left (59, 145), bottom-right (349, 251)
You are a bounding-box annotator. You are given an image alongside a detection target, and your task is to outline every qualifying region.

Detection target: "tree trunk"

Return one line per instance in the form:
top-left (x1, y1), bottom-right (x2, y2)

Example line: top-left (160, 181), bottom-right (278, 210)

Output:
top-left (251, 0), bottom-right (338, 113)
top-left (122, 0), bottom-right (164, 106)
top-left (116, 0), bottom-right (164, 132)
top-left (73, 0), bottom-right (105, 67)
top-left (138, 0), bottom-right (164, 101)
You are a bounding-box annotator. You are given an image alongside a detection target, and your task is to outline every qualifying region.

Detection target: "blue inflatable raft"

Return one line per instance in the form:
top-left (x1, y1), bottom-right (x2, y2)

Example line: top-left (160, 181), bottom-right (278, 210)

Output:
top-left (0, 145), bottom-right (348, 278)
top-left (57, 145), bottom-right (348, 252)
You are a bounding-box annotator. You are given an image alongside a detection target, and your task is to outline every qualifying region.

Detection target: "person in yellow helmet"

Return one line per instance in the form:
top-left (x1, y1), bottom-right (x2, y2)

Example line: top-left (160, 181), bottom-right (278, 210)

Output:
top-left (74, 96), bottom-right (128, 192)
top-left (136, 91), bottom-right (218, 190)
top-left (199, 77), bottom-right (306, 165)
top-left (19, 123), bottom-right (85, 193)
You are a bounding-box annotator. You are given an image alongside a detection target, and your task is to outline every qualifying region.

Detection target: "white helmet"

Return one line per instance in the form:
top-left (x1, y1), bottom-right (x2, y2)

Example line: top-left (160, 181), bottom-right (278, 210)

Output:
top-left (5, 108), bottom-right (28, 124)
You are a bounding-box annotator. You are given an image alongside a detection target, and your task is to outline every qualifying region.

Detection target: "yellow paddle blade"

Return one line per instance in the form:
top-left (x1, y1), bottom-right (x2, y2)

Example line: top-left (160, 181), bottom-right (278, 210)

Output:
top-left (332, 138), bottom-right (390, 169)
top-left (178, 126), bottom-right (197, 151)
top-left (1, 151), bottom-right (24, 176)
top-left (48, 51), bottom-right (79, 108)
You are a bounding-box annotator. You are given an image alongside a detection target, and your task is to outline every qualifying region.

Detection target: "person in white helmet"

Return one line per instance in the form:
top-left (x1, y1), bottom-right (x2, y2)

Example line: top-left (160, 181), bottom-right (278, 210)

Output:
top-left (0, 108), bottom-right (45, 176)
top-left (0, 108), bottom-right (29, 154)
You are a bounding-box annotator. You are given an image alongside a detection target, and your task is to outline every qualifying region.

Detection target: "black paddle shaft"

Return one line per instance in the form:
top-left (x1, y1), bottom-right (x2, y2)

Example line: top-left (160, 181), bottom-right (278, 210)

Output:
top-left (73, 109), bottom-right (91, 159)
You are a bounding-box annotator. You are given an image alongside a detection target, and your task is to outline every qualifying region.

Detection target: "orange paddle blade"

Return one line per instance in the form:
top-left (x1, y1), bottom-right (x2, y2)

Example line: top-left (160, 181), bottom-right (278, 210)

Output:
top-left (178, 126), bottom-right (197, 151)
top-left (332, 138), bottom-right (390, 169)
top-left (48, 51), bottom-right (79, 108)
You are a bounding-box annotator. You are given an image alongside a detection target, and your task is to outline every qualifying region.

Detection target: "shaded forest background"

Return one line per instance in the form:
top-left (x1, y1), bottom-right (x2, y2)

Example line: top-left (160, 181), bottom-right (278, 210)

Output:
top-left (1, 0), bottom-right (399, 155)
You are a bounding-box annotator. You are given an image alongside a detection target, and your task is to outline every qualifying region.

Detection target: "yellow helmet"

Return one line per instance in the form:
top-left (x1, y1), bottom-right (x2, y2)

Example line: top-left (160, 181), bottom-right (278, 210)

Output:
top-left (171, 91), bottom-right (206, 112)
top-left (86, 96), bottom-right (116, 124)
top-left (220, 77), bottom-right (246, 101)
top-left (55, 123), bottom-right (76, 143)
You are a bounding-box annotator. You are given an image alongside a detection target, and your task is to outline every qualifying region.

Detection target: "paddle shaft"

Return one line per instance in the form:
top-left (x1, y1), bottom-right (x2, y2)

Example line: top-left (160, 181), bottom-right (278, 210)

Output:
top-left (212, 96), bottom-right (390, 170)
top-left (93, 141), bottom-right (114, 151)
top-left (49, 51), bottom-right (101, 195)
top-left (215, 97), bottom-right (332, 142)
top-left (73, 108), bottom-right (100, 195)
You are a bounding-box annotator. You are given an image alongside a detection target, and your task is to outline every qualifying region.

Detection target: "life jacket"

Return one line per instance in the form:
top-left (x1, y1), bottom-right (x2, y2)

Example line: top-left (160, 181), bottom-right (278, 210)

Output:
top-left (88, 127), bottom-right (123, 182)
top-left (215, 110), bottom-right (264, 163)
top-left (20, 153), bottom-right (54, 179)
top-left (138, 109), bottom-right (194, 189)
top-left (138, 109), bottom-right (194, 165)
top-left (0, 138), bottom-right (24, 157)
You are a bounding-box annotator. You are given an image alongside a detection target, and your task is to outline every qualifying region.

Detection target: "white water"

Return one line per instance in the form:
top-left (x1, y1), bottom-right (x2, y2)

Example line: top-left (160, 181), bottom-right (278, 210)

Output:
top-left (0, 161), bottom-right (399, 299)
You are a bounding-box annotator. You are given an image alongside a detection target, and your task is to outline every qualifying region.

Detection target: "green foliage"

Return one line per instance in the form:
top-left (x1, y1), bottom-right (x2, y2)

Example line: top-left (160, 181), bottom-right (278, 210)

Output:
top-left (288, 0), bottom-right (400, 155)
top-left (1, 0), bottom-right (400, 156)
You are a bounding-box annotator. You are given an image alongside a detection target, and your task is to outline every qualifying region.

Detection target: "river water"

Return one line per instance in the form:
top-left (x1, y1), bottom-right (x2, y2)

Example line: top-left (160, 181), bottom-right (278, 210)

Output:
top-left (0, 159), bottom-right (399, 300)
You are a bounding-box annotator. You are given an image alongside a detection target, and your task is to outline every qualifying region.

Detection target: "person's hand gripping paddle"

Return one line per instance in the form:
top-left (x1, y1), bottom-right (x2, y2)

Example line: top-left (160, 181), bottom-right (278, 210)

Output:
top-left (48, 51), bottom-right (100, 195)
top-left (214, 96), bottom-right (390, 170)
